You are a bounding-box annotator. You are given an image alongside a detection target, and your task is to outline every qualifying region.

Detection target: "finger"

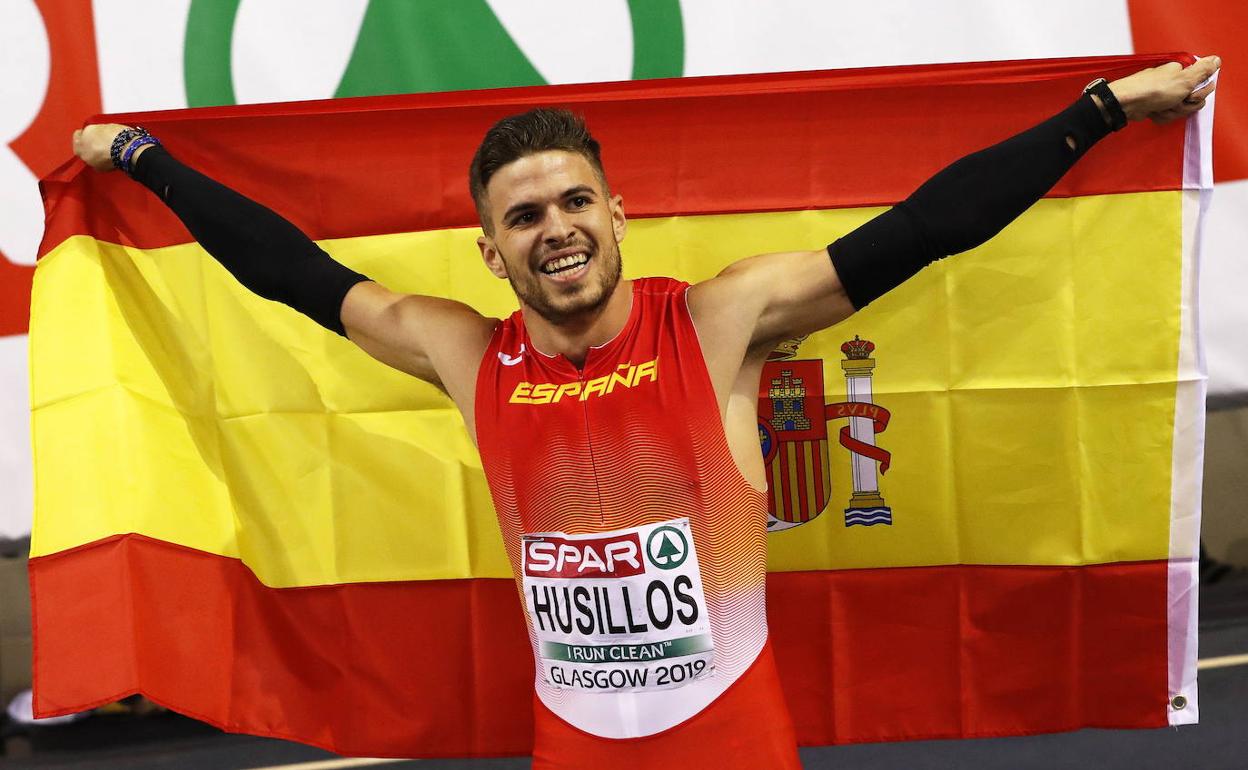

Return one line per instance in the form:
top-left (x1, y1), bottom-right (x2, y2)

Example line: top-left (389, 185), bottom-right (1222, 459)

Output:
top-left (1185, 55), bottom-right (1221, 86)
top-left (1180, 98), bottom-right (1206, 115)
top-left (1185, 81), bottom-right (1217, 103)
top-left (1155, 99), bottom-right (1205, 124)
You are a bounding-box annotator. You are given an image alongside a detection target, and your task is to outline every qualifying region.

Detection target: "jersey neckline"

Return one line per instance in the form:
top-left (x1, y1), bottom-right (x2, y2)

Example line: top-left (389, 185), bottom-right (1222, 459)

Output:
top-left (521, 280), bottom-right (642, 371)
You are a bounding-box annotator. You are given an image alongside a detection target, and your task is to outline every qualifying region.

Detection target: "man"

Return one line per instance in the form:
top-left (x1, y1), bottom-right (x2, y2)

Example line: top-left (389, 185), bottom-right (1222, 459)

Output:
top-left (73, 56), bottom-right (1218, 768)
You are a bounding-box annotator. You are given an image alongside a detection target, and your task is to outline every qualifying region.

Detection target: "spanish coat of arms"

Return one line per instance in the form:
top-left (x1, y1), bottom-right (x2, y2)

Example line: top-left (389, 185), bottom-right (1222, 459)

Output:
top-left (757, 335), bottom-right (893, 530)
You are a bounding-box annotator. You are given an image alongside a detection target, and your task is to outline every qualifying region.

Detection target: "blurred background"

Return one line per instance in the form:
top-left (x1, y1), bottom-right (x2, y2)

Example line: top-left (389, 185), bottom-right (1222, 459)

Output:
top-left (2, 1), bottom-right (1245, 767)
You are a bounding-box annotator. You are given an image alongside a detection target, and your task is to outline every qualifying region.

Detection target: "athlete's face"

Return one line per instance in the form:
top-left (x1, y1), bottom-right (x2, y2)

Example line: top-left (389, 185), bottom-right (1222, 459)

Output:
top-left (477, 150), bottom-right (627, 324)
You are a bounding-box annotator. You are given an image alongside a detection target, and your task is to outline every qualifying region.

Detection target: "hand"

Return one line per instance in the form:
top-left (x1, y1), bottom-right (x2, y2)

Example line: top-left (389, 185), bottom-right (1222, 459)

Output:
top-left (72, 123), bottom-right (141, 172)
top-left (1108, 56), bottom-right (1221, 125)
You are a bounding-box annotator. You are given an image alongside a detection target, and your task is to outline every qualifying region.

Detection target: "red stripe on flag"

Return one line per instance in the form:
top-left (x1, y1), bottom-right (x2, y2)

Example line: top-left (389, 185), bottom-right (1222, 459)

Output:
top-left (795, 443), bottom-right (811, 522)
top-left (40, 54), bottom-right (1192, 256)
top-left (32, 535), bottom-right (1168, 753)
top-left (812, 441), bottom-right (827, 518)
top-left (768, 563), bottom-right (1169, 743)
top-left (778, 443), bottom-right (795, 523)
top-left (30, 534), bottom-right (534, 758)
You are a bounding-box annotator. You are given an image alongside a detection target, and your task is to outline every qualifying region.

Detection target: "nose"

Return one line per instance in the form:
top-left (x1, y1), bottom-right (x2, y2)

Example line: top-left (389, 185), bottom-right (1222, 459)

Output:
top-left (542, 205), bottom-right (575, 245)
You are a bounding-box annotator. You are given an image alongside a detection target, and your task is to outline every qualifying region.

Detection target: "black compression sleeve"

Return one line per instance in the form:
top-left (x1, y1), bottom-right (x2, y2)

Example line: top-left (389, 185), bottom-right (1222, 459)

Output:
top-left (828, 93), bottom-right (1113, 310)
top-left (130, 146), bottom-right (369, 336)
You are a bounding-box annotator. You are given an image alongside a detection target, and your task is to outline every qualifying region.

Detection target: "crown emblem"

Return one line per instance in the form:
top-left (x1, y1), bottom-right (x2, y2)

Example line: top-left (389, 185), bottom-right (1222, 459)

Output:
top-left (768, 335), bottom-right (808, 362)
top-left (840, 335), bottom-right (875, 360)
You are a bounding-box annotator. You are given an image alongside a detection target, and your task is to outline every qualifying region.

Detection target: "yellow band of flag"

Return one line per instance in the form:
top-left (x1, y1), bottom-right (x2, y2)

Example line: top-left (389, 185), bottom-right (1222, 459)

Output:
top-left (31, 192), bottom-right (1181, 588)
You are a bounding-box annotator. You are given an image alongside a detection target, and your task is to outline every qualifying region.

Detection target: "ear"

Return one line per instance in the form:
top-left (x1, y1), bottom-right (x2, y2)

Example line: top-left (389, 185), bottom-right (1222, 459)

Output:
top-left (478, 234), bottom-right (509, 279)
top-left (610, 194), bottom-right (627, 243)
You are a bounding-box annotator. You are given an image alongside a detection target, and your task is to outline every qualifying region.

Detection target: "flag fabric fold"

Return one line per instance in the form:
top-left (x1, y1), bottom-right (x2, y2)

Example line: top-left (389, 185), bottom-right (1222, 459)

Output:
top-left (30, 54), bottom-right (1208, 756)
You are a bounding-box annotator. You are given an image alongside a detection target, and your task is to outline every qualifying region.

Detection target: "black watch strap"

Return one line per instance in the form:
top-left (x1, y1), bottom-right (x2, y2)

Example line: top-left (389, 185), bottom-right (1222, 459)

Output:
top-left (1083, 78), bottom-right (1128, 132)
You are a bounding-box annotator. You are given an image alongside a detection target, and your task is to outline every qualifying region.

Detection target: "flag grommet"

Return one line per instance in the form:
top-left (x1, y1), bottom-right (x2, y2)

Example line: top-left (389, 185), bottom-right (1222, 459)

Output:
top-left (1170, 695), bottom-right (1188, 710)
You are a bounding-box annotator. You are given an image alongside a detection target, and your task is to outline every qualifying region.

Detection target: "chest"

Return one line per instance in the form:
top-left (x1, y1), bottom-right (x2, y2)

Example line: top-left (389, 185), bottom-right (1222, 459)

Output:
top-left (477, 301), bottom-right (727, 534)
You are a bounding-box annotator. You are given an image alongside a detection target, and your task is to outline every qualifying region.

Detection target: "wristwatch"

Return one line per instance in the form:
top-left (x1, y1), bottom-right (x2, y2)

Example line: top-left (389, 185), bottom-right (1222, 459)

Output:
top-left (1083, 78), bottom-right (1128, 132)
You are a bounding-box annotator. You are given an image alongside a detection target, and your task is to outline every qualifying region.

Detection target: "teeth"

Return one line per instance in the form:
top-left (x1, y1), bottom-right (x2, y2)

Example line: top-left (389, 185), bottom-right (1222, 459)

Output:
top-left (542, 253), bottom-right (589, 275)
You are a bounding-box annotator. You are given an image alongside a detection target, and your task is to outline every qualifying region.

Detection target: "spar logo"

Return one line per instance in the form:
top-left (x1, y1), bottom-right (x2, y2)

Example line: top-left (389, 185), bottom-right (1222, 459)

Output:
top-left (523, 532), bottom-right (644, 579)
top-left (758, 335), bottom-right (894, 530)
top-left (646, 526), bottom-right (689, 570)
top-left (522, 523), bottom-right (693, 577)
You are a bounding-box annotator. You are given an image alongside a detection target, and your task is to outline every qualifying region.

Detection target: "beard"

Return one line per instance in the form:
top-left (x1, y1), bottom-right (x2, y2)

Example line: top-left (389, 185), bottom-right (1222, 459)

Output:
top-left (503, 238), bottom-right (623, 325)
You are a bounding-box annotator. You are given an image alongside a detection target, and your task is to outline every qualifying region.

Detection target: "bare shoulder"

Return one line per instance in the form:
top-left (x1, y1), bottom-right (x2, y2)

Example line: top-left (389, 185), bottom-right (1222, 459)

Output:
top-left (687, 257), bottom-right (770, 342)
top-left (686, 249), bottom-right (850, 414)
top-left (689, 248), bottom-right (847, 351)
top-left (341, 281), bottom-right (498, 405)
top-left (686, 254), bottom-right (788, 412)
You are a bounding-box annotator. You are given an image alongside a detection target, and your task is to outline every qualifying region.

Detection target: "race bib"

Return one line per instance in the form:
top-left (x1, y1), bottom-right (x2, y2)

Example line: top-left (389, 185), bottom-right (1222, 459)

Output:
top-left (521, 518), bottom-right (715, 693)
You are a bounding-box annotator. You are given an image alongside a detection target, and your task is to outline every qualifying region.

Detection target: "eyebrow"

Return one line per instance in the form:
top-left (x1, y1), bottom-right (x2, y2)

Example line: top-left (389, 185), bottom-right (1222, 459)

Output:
top-left (502, 185), bottom-right (598, 223)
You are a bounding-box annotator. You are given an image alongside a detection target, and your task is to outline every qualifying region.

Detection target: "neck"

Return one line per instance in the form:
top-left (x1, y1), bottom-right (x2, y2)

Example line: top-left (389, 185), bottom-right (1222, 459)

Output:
top-left (523, 279), bottom-right (633, 368)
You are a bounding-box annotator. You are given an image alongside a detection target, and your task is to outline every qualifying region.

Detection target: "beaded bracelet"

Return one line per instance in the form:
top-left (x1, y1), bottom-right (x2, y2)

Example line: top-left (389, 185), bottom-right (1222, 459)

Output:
top-left (120, 134), bottom-right (161, 173)
top-left (108, 127), bottom-right (147, 170)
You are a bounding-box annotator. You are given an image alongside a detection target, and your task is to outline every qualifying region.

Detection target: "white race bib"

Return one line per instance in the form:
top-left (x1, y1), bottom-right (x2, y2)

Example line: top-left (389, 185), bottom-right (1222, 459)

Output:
top-left (521, 518), bottom-right (715, 694)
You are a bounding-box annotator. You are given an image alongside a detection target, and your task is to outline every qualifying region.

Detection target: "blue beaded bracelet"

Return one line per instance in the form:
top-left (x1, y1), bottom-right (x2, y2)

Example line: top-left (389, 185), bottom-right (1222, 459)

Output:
top-left (121, 134), bottom-right (161, 174)
top-left (108, 127), bottom-right (145, 170)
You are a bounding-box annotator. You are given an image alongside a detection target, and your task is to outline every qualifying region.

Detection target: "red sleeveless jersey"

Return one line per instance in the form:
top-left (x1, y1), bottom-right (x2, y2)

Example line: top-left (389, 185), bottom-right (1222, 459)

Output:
top-left (475, 277), bottom-right (799, 769)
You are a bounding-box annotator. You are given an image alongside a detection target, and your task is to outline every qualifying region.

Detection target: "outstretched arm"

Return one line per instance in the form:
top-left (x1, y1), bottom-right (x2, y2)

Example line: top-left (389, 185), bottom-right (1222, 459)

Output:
top-left (690, 56), bottom-right (1221, 356)
top-left (72, 125), bottom-right (495, 407)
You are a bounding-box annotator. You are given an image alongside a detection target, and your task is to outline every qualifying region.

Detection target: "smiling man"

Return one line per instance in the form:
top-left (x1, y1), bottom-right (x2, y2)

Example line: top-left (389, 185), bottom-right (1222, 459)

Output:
top-left (73, 55), bottom-right (1218, 769)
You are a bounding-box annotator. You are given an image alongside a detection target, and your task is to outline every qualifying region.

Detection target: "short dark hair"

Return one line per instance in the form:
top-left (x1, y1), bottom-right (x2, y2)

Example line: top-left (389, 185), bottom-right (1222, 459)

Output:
top-left (469, 108), bottom-right (607, 232)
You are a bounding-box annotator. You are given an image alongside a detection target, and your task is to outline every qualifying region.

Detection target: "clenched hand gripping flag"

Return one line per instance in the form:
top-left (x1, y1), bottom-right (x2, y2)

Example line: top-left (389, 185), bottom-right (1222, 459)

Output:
top-left (30, 55), bottom-right (1209, 756)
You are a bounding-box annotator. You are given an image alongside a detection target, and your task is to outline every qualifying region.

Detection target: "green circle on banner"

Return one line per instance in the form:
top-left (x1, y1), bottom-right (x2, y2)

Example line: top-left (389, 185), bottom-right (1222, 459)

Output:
top-left (646, 525), bottom-right (689, 570)
top-left (184, 0), bottom-right (684, 107)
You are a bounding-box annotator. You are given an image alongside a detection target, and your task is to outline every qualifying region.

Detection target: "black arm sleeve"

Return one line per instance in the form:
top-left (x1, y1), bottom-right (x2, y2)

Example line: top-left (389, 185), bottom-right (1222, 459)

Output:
top-left (130, 146), bottom-right (370, 336)
top-left (828, 93), bottom-right (1113, 310)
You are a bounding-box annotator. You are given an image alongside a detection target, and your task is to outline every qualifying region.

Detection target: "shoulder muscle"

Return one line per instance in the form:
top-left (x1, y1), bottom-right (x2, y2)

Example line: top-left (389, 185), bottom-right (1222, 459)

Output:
top-left (696, 249), bottom-right (852, 351)
top-left (341, 281), bottom-right (497, 405)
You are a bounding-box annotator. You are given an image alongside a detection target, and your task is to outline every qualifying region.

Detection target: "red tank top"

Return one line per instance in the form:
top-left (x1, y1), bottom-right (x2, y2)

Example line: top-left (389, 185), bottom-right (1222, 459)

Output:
top-left (475, 278), bottom-right (798, 767)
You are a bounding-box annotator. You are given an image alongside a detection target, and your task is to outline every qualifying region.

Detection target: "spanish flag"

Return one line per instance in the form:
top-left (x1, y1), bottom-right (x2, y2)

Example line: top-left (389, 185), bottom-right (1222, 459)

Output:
top-left (30, 55), bottom-right (1208, 756)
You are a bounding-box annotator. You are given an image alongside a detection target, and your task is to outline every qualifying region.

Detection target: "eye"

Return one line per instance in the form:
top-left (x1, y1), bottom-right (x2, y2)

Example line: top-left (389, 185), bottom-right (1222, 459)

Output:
top-left (512, 212), bottom-right (535, 226)
top-left (570, 196), bottom-right (589, 208)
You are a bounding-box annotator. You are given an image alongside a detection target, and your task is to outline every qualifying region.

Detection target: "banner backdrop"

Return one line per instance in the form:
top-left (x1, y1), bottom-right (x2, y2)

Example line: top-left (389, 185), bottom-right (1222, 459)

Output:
top-left (30, 55), bottom-right (1207, 756)
top-left (2, 1), bottom-right (1244, 539)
